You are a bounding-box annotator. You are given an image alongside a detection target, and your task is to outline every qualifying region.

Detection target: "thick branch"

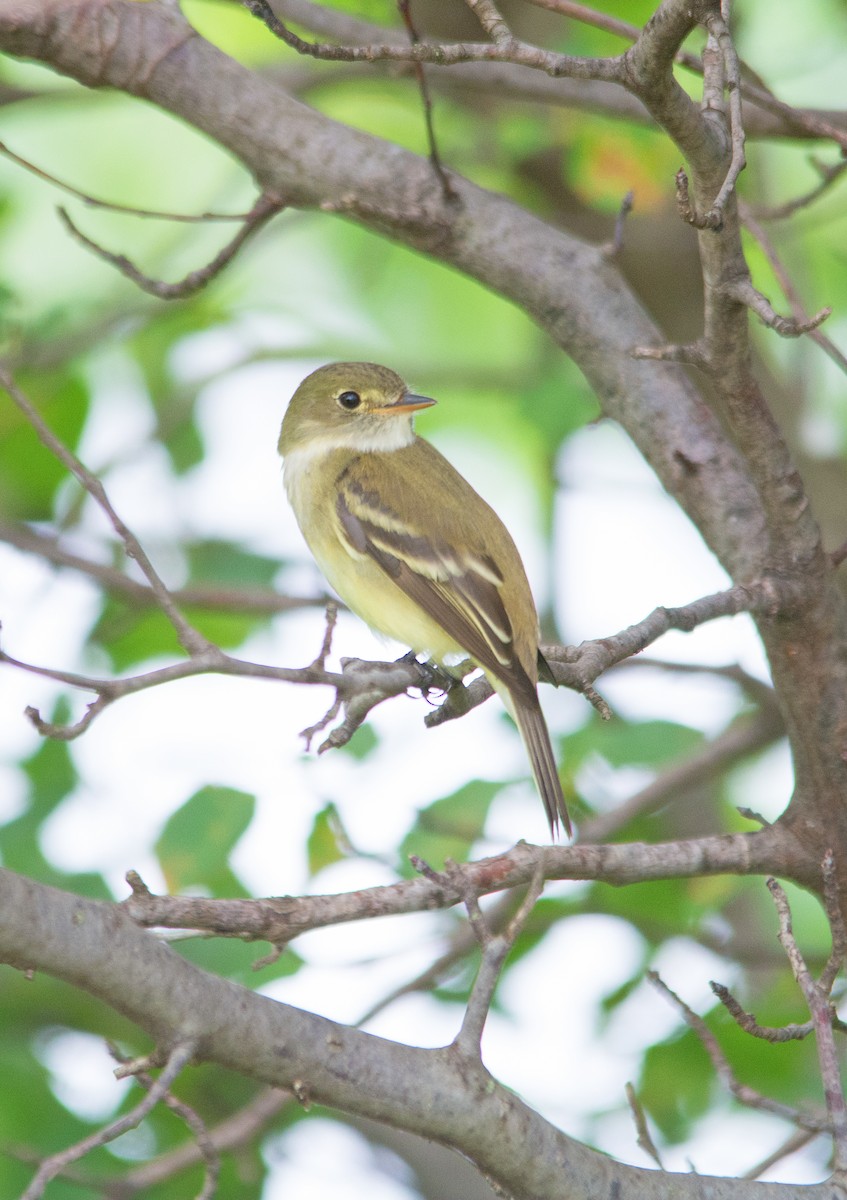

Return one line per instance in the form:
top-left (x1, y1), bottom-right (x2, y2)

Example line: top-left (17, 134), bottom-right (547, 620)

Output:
top-left (0, 866), bottom-right (836, 1200)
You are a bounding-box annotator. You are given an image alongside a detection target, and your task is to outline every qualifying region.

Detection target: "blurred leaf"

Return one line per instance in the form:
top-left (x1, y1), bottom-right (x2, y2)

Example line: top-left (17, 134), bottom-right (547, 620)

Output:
top-left (90, 600), bottom-right (183, 672)
top-left (398, 780), bottom-right (500, 873)
top-left (0, 368), bottom-right (89, 519)
top-left (175, 935), bottom-right (305, 989)
top-left (307, 802), bottom-right (349, 876)
top-left (21, 699), bottom-right (76, 816)
top-left (128, 305), bottom-right (223, 475)
top-left (340, 723), bottom-right (378, 761)
top-left (186, 539), bottom-right (279, 588)
top-left (565, 716), bottom-right (703, 770)
top-left (156, 785), bottom-right (255, 894)
top-left (639, 1027), bottom-right (716, 1143)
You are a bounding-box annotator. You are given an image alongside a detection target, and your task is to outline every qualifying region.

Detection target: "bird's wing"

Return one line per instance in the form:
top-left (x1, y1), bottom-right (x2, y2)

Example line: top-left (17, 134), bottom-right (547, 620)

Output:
top-left (336, 473), bottom-right (537, 706)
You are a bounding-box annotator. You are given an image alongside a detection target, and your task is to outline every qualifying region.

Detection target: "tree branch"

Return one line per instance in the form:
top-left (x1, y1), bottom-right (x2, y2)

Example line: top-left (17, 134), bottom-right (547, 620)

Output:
top-left (121, 825), bottom-right (821, 946)
top-left (0, 866), bottom-right (837, 1200)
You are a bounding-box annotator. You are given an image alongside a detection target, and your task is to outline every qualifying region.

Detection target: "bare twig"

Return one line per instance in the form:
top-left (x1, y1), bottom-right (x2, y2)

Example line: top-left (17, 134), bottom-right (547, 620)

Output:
top-left (356, 889), bottom-right (522, 1026)
top-left (58, 192), bottom-right (285, 299)
top-left (578, 706), bottom-right (784, 843)
top-left (747, 155), bottom-right (847, 222)
top-left (464, 0), bottom-right (514, 47)
top-left (710, 980), bottom-right (815, 1042)
top-left (111, 1048), bottom-right (220, 1200)
top-left (0, 643), bottom-right (349, 739)
top-left (311, 602), bottom-right (339, 670)
top-left (117, 1088), bottom-right (287, 1194)
top-left (648, 971), bottom-right (831, 1134)
top-left (721, 275), bottom-right (831, 339)
top-left (242, 0), bottom-right (621, 81)
top-left (121, 828), bottom-right (810, 945)
top-left (602, 189), bottom-right (634, 258)
top-left (0, 137), bottom-right (261, 222)
top-left (0, 517), bottom-right (328, 615)
top-left (0, 366), bottom-right (209, 656)
top-left (741, 1128), bottom-right (821, 1181)
top-left (819, 849), bottom-right (847, 991)
top-left (701, 9), bottom-right (746, 229)
top-left (740, 203), bottom-right (847, 375)
top-left (397, 0), bottom-right (456, 200)
top-left (21, 1040), bottom-right (197, 1200)
top-left (625, 1082), bottom-right (664, 1169)
top-left (455, 858), bottom-right (546, 1055)
top-left (768, 875), bottom-right (847, 1170)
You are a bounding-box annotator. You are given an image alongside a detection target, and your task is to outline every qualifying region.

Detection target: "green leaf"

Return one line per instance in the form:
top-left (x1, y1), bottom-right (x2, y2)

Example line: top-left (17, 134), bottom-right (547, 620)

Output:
top-left (565, 716), bottom-right (703, 771)
top-left (307, 802), bottom-right (349, 876)
top-left (21, 700), bottom-right (77, 817)
top-left (185, 539), bottom-right (280, 588)
top-left (0, 368), bottom-right (89, 519)
top-left (156, 785), bottom-right (255, 894)
top-left (89, 600), bottom-right (183, 673)
top-left (639, 1028), bottom-right (716, 1143)
top-left (399, 780), bottom-right (500, 873)
top-left (174, 936), bottom-right (306, 988)
top-left (339, 724), bottom-right (378, 761)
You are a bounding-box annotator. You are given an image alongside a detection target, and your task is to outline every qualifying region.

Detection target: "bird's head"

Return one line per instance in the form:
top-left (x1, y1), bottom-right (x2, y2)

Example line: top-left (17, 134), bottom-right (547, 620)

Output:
top-left (279, 362), bottom-right (436, 457)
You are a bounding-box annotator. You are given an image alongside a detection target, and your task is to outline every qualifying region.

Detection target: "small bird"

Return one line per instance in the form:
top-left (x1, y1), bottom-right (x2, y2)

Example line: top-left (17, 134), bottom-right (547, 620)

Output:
top-left (279, 362), bottom-right (570, 838)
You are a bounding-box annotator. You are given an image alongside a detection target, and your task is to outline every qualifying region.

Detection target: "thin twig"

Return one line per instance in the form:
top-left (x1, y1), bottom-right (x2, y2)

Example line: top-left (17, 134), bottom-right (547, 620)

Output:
top-left (21, 1041), bottom-right (196, 1200)
top-left (0, 138), bottom-right (261, 222)
top-left (741, 1128), bottom-right (821, 1181)
top-left (242, 0), bottom-right (621, 81)
top-left (121, 827), bottom-right (808, 945)
top-left (625, 1082), bottom-right (664, 1169)
top-left (58, 192), bottom-right (285, 299)
top-left (746, 155), bottom-right (847, 222)
top-left (112, 1049), bottom-right (220, 1200)
top-left (529, 0), bottom-right (847, 152)
top-left (648, 971), bottom-right (831, 1134)
top-left (740, 203), bottom-right (847, 375)
top-left (701, 9), bottom-right (746, 229)
top-left (397, 0), bottom-right (456, 201)
top-left (710, 980), bottom-right (815, 1042)
top-left (463, 0), bottom-right (514, 47)
top-left (0, 366), bottom-right (209, 655)
top-left (578, 706), bottom-right (784, 843)
top-left (721, 276), bottom-right (831, 339)
top-left (819, 849), bottom-right (847, 991)
top-left (602, 189), bottom-right (634, 258)
top-left (0, 517), bottom-right (328, 615)
top-left (454, 859), bottom-right (546, 1055)
top-left (767, 875), bottom-right (847, 1171)
top-left (117, 1088), bottom-right (287, 1194)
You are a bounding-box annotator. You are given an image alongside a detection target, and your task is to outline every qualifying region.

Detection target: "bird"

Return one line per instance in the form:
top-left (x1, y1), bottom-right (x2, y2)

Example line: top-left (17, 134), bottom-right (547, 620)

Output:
top-left (278, 361), bottom-right (570, 838)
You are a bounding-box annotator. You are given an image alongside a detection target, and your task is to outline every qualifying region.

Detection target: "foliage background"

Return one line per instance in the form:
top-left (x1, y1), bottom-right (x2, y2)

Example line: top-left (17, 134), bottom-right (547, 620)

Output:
top-left (1, 0), bottom-right (846, 1195)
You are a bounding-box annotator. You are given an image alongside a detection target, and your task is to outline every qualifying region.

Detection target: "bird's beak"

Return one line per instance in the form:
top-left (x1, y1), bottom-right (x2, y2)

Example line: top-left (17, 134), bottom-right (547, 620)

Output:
top-left (373, 391), bottom-right (437, 416)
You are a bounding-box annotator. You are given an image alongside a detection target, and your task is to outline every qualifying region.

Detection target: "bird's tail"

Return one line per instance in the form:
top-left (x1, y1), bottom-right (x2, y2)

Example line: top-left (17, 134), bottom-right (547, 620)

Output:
top-left (514, 697), bottom-right (571, 840)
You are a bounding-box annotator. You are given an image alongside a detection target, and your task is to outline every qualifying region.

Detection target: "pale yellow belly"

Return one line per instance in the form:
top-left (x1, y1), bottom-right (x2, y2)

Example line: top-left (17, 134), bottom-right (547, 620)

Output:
top-left (312, 532), bottom-right (462, 661)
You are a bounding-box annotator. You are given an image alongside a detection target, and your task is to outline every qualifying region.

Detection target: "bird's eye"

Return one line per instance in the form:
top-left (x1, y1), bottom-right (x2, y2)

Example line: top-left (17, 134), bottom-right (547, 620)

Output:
top-left (337, 390), bottom-right (361, 411)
